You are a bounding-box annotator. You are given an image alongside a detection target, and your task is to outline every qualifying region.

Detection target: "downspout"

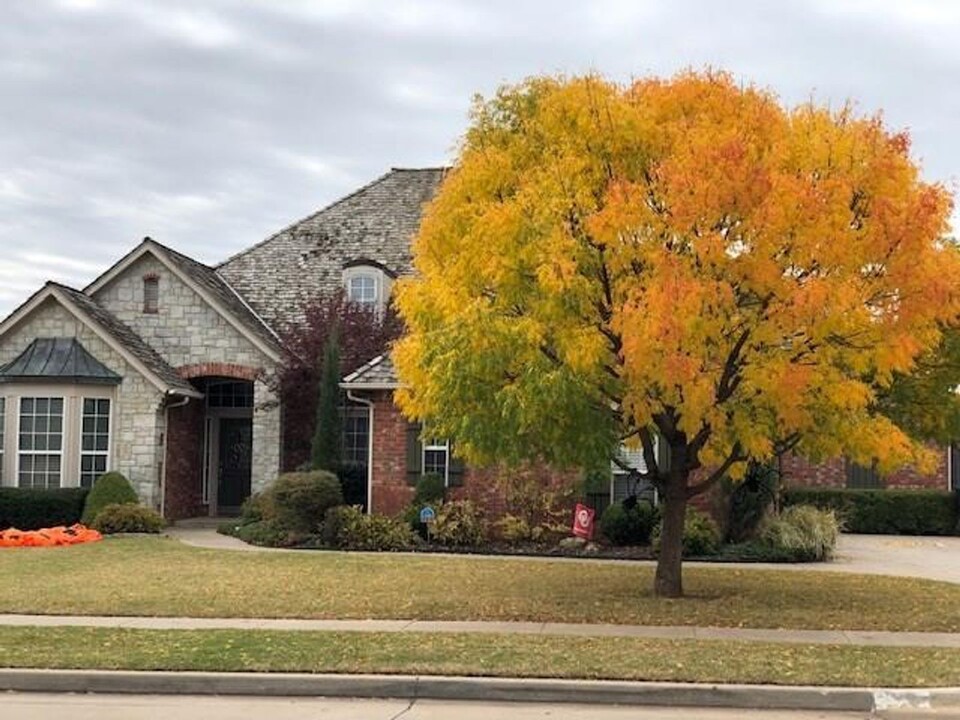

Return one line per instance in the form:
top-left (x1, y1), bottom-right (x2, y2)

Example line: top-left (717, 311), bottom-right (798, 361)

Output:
top-left (161, 392), bottom-right (192, 519)
top-left (346, 390), bottom-right (374, 515)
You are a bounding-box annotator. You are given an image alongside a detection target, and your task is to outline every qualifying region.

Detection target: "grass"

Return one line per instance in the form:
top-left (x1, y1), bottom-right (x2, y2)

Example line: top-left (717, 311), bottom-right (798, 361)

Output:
top-left (1, 536), bottom-right (959, 631)
top-left (0, 626), bottom-right (957, 687)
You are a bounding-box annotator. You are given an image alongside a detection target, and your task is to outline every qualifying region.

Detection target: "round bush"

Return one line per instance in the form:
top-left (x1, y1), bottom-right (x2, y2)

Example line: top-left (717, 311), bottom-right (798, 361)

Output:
top-left (81, 471), bottom-right (138, 524)
top-left (600, 500), bottom-right (659, 546)
top-left (91, 503), bottom-right (164, 534)
top-left (269, 471), bottom-right (343, 533)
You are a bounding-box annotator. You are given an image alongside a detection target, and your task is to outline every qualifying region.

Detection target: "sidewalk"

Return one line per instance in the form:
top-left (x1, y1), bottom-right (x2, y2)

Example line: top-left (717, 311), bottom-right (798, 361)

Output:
top-left (4, 613), bottom-right (959, 648)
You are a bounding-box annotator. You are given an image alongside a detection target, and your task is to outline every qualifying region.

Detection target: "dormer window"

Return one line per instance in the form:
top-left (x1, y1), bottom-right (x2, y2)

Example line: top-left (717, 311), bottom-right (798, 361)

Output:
top-left (143, 274), bottom-right (159, 314)
top-left (342, 260), bottom-right (395, 312)
top-left (348, 274), bottom-right (378, 306)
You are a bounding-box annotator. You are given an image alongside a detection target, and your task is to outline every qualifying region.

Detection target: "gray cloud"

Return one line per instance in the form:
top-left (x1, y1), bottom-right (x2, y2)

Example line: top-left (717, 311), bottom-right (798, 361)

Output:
top-left (1, 0), bottom-right (958, 314)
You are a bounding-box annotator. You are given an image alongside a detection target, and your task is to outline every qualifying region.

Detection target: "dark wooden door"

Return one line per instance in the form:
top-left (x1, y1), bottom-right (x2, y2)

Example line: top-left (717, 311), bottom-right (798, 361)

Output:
top-left (218, 418), bottom-right (252, 514)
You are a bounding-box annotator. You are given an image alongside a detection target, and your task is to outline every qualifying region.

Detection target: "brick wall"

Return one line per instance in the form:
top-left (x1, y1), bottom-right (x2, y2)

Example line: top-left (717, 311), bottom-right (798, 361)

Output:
top-left (369, 391), bottom-right (410, 516)
top-left (781, 450), bottom-right (949, 490)
top-left (368, 390), bottom-right (579, 520)
top-left (163, 396), bottom-right (206, 520)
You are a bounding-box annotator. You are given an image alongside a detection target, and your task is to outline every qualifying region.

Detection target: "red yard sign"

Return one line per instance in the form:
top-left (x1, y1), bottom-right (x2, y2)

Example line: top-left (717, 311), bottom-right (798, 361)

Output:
top-left (571, 503), bottom-right (595, 540)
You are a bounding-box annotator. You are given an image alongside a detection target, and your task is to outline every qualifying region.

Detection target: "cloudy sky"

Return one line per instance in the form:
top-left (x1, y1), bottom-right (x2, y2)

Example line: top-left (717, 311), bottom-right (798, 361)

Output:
top-left (1, 0), bottom-right (958, 316)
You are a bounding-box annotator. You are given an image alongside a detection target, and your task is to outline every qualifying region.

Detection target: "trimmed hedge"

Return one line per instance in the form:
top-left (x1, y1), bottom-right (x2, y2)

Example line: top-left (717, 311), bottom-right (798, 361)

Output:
top-left (0, 487), bottom-right (89, 530)
top-left (783, 487), bottom-right (957, 536)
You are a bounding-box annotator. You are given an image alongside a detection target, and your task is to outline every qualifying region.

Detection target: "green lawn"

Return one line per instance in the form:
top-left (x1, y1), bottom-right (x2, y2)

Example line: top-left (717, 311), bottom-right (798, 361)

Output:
top-left (0, 627), bottom-right (957, 687)
top-left (1, 536), bottom-right (958, 631)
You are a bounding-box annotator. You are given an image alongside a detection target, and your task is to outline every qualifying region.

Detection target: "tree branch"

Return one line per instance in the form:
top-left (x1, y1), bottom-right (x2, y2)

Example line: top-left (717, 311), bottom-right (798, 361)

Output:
top-left (686, 443), bottom-right (747, 498)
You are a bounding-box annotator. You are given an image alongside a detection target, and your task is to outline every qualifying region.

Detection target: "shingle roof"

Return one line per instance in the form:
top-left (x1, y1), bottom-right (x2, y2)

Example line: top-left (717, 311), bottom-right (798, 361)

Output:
top-left (218, 168), bottom-right (446, 329)
top-left (340, 354), bottom-right (400, 388)
top-left (152, 240), bottom-right (283, 355)
top-left (0, 337), bottom-right (121, 385)
top-left (51, 283), bottom-right (196, 395)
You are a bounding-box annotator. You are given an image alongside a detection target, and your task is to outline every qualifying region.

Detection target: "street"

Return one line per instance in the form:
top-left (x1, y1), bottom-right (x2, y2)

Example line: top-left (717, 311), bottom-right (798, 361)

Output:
top-left (1, 693), bottom-right (956, 720)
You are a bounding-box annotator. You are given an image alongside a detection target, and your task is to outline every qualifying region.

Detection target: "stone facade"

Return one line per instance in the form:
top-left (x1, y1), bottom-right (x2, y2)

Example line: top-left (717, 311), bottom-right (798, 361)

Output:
top-left (91, 251), bottom-right (283, 492)
top-left (0, 298), bottom-right (165, 506)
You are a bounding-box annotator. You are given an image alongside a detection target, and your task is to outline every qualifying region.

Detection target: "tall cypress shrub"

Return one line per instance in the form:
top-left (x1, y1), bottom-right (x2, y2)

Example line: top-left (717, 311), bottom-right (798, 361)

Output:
top-left (311, 327), bottom-right (342, 472)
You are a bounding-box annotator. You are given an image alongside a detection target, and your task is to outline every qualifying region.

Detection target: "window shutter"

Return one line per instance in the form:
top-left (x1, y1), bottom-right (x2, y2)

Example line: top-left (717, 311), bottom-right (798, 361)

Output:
top-left (448, 444), bottom-right (465, 487)
top-left (406, 422), bottom-right (422, 485)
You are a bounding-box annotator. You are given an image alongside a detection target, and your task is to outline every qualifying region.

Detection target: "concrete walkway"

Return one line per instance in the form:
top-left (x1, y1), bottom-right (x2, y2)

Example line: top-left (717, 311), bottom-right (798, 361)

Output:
top-left (165, 526), bottom-right (960, 585)
top-left (3, 613), bottom-right (959, 648)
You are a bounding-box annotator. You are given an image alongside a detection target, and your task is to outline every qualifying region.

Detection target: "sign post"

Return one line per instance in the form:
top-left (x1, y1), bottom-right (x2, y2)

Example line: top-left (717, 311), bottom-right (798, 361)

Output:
top-left (419, 505), bottom-right (436, 543)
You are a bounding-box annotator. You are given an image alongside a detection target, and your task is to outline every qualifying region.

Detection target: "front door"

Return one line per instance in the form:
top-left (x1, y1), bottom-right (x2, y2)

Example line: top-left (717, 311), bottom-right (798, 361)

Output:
top-left (217, 418), bottom-right (252, 515)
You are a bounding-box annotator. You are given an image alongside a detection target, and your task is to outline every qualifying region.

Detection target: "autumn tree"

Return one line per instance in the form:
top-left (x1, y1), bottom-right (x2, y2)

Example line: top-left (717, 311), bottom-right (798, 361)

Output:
top-left (394, 72), bottom-right (960, 597)
top-left (277, 292), bottom-right (403, 470)
top-left (311, 327), bottom-right (343, 471)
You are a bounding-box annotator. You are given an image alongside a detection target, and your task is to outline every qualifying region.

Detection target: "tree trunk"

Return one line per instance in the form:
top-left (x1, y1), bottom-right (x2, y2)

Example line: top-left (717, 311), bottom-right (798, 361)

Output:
top-left (655, 479), bottom-right (688, 598)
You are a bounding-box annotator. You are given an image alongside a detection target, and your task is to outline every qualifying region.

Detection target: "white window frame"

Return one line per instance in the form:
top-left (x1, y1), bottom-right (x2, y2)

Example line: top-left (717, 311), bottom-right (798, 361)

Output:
top-left (201, 416), bottom-right (213, 504)
top-left (78, 397), bottom-right (112, 488)
top-left (16, 396), bottom-right (65, 490)
top-left (422, 438), bottom-right (450, 487)
top-left (611, 435), bottom-right (659, 506)
top-left (347, 273), bottom-right (379, 306)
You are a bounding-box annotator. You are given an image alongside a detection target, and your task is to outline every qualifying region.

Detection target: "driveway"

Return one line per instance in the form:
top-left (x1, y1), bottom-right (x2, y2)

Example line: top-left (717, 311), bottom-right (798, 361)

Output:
top-left (815, 533), bottom-right (960, 584)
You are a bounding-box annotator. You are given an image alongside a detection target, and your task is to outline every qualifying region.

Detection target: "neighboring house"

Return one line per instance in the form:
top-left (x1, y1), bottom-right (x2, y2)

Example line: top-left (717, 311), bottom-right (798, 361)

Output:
top-left (0, 167), bottom-right (954, 522)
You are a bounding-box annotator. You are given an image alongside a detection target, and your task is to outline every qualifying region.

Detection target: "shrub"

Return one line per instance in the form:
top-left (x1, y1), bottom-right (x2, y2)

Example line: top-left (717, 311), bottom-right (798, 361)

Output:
top-left (600, 500), bottom-right (659, 546)
top-left (414, 473), bottom-right (447, 505)
top-left (238, 493), bottom-right (271, 526)
top-left (235, 519), bottom-right (292, 547)
top-left (494, 470), bottom-right (573, 545)
top-left (653, 507), bottom-right (721, 557)
top-left (329, 505), bottom-right (417, 551)
top-left (81, 472), bottom-right (138, 524)
top-left (722, 461), bottom-right (778, 543)
top-left (269, 471), bottom-right (343, 533)
top-left (759, 505), bottom-right (840, 561)
top-left (497, 514), bottom-right (538, 544)
top-left (783, 488), bottom-right (956, 535)
top-left (0, 487), bottom-right (89, 530)
top-left (430, 500), bottom-right (488, 547)
top-left (91, 503), bottom-right (165, 534)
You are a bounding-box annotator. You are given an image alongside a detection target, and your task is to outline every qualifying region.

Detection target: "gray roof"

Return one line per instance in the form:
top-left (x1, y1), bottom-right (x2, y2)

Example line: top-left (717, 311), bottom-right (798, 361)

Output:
top-left (0, 337), bottom-right (121, 385)
top-left (51, 283), bottom-right (197, 395)
top-left (218, 168), bottom-right (446, 329)
top-left (340, 354), bottom-right (400, 389)
top-left (152, 240), bottom-right (283, 355)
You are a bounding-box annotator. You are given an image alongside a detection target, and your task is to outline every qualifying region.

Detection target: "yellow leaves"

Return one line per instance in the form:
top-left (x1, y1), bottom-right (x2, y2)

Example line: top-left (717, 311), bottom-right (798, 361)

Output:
top-left (396, 69), bottom-right (960, 475)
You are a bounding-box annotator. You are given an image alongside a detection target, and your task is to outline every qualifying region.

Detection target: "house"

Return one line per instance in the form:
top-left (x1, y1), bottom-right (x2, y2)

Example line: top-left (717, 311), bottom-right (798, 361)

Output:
top-left (0, 167), bottom-right (955, 521)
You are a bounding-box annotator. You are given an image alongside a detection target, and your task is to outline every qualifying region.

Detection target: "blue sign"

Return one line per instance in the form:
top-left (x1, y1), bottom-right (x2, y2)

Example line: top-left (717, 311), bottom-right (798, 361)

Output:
top-left (419, 506), bottom-right (436, 524)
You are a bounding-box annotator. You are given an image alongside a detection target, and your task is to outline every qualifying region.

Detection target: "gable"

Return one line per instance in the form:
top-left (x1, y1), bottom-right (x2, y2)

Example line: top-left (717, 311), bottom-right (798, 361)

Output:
top-left (90, 251), bottom-right (279, 371)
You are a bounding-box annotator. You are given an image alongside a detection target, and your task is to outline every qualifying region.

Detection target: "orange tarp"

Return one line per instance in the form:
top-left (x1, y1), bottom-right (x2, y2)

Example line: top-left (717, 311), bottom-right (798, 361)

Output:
top-left (0, 524), bottom-right (102, 548)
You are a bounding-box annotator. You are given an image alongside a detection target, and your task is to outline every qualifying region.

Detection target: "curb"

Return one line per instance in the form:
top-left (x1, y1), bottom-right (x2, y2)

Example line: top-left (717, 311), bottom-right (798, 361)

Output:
top-left (1, 670), bottom-right (959, 711)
